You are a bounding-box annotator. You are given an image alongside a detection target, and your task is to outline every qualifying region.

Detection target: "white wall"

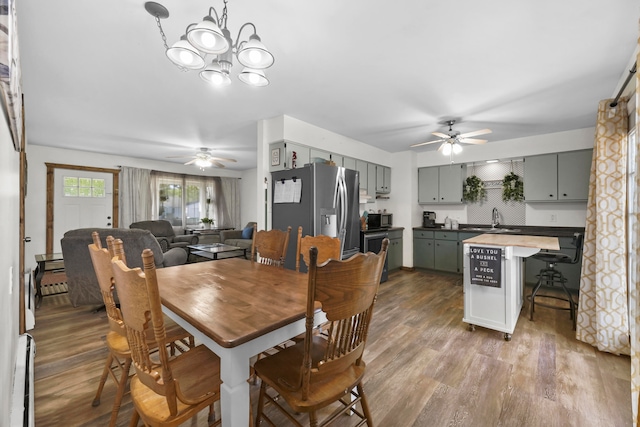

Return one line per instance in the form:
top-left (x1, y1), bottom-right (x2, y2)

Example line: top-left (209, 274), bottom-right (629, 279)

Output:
top-left (240, 168), bottom-right (258, 226)
top-left (0, 114), bottom-right (21, 425)
top-left (24, 145), bottom-right (243, 265)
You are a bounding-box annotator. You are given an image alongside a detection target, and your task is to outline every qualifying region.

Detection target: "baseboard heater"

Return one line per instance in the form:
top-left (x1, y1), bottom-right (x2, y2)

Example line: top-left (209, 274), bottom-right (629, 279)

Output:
top-left (11, 334), bottom-right (35, 427)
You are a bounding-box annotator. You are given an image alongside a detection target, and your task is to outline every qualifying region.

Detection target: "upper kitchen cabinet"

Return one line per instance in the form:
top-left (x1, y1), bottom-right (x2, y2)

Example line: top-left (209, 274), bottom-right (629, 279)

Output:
top-left (524, 149), bottom-right (592, 202)
top-left (376, 165), bottom-right (391, 194)
top-left (342, 156), bottom-right (357, 170)
top-left (269, 141), bottom-right (310, 172)
top-left (310, 148), bottom-right (330, 163)
top-left (418, 164), bottom-right (466, 204)
top-left (367, 163), bottom-right (377, 198)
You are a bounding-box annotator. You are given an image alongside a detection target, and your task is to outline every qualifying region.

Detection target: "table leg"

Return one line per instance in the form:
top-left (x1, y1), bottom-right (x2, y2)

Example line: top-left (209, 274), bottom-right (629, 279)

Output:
top-left (218, 348), bottom-right (251, 427)
top-left (34, 261), bottom-right (45, 309)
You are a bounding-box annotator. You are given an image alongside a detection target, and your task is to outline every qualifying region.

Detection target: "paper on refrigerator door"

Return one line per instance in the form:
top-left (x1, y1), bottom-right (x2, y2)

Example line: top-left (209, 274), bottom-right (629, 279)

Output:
top-left (274, 179), bottom-right (302, 203)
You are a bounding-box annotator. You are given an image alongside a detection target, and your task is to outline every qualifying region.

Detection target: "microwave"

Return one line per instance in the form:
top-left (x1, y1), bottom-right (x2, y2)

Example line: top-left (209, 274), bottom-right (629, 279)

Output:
top-left (368, 213), bottom-right (392, 229)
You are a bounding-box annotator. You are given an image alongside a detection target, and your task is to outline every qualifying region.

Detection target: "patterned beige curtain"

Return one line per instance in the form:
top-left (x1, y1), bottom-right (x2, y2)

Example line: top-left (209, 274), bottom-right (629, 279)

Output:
top-left (631, 41), bottom-right (640, 427)
top-left (576, 98), bottom-right (629, 354)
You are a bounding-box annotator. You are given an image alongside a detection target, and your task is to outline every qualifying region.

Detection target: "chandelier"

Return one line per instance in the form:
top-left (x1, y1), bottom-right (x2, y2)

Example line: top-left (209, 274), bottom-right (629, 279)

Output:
top-left (144, 1), bottom-right (275, 87)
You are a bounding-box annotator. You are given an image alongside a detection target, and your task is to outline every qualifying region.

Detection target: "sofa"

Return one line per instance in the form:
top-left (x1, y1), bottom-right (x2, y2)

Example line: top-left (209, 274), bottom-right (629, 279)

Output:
top-left (220, 222), bottom-right (256, 251)
top-left (129, 220), bottom-right (198, 252)
top-left (61, 228), bottom-right (188, 307)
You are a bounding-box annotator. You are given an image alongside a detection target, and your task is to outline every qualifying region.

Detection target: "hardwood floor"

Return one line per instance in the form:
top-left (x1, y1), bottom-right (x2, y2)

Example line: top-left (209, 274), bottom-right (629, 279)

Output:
top-left (32, 269), bottom-right (631, 426)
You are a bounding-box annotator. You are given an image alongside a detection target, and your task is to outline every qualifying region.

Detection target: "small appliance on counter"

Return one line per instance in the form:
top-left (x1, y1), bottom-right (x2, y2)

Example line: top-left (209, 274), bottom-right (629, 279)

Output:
top-left (422, 211), bottom-right (436, 228)
top-left (367, 212), bottom-right (392, 230)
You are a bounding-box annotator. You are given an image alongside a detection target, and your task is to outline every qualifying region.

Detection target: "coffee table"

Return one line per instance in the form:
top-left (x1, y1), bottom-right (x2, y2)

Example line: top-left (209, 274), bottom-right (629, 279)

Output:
top-left (187, 243), bottom-right (247, 261)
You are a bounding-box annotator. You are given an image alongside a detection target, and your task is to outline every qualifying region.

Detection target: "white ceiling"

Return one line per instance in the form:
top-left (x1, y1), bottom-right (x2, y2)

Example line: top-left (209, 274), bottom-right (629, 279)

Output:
top-left (16, 0), bottom-right (639, 171)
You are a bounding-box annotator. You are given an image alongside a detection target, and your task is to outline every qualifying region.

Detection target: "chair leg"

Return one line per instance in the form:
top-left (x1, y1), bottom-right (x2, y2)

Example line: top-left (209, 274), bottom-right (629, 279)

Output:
top-left (357, 383), bottom-right (374, 426)
top-left (109, 355), bottom-right (133, 427)
top-left (528, 272), bottom-right (546, 321)
top-left (92, 352), bottom-right (114, 406)
top-left (255, 380), bottom-right (267, 426)
top-left (129, 409), bottom-right (140, 427)
top-left (309, 411), bottom-right (318, 427)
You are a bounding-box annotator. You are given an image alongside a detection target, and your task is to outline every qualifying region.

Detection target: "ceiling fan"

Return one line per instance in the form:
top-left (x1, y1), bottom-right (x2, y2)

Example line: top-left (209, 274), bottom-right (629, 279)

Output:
top-left (166, 147), bottom-right (237, 168)
top-left (410, 120), bottom-right (492, 156)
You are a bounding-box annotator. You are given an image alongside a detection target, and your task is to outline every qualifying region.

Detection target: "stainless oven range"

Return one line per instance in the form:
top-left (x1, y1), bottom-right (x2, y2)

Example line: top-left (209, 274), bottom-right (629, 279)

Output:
top-left (360, 230), bottom-right (389, 283)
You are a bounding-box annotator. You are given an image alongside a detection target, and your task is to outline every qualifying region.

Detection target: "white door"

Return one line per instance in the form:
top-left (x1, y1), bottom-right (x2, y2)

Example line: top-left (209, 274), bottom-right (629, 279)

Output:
top-left (53, 169), bottom-right (113, 253)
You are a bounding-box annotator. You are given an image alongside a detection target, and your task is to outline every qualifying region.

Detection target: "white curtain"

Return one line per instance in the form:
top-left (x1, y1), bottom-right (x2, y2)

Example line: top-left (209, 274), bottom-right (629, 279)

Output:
top-left (221, 177), bottom-right (241, 229)
top-left (630, 36), bottom-right (639, 427)
top-left (120, 166), bottom-right (151, 227)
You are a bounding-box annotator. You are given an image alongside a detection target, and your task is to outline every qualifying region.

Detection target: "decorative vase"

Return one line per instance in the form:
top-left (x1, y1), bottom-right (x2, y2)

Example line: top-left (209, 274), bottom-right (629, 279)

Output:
top-left (203, 223), bottom-right (211, 230)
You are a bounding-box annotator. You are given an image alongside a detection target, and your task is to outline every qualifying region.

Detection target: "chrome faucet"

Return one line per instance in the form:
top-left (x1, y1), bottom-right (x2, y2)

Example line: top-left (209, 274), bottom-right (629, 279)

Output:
top-left (491, 207), bottom-right (500, 228)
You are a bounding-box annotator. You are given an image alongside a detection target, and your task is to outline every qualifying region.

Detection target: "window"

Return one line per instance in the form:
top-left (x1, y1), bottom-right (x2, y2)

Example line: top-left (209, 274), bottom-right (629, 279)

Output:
top-left (152, 172), bottom-right (231, 229)
top-left (63, 176), bottom-right (105, 198)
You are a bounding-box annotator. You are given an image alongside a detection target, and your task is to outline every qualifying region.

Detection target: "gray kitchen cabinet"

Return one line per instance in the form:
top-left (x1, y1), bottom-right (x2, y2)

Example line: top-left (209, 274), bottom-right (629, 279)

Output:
top-left (356, 160), bottom-right (368, 188)
top-left (376, 165), bottom-right (391, 194)
top-left (524, 150), bottom-right (592, 202)
top-left (387, 229), bottom-right (403, 271)
top-left (309, 148), bottom-right (330, 163)
top-left (434, 231), bottom-right (459, 273)
top-left (269, 141), bottom-right (310, 172)
top-left (457, 231), bottom-right (482, 273)
top-left (418, 165), bottom-right (465, 204)
top-left (342, 156), bottom-right (357, 170)
top-left (418, 167), bottom-right (439, 203)
top-left (413, 230), bottom-right (434, 269)
top-left (558, 150), bottom-right (592, 201)
top-left (367, 163), bottom-right (377, 200)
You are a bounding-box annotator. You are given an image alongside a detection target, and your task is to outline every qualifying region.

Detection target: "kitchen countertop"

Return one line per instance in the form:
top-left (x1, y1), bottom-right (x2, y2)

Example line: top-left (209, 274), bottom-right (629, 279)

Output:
top-left (413, 224), bottom-right (583, 238)
top-left (361, 227), bottom-right (404, 234)
top-left (463, 233), bottom-right (560, 250)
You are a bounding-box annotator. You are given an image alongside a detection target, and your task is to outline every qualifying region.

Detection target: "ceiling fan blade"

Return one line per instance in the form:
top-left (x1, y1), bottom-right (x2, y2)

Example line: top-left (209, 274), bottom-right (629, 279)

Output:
top-left (165, 155), bottom-right (192, 159)
top-left (210, 156), bottom-right (237, 163)
top-left (184, 159), bottom-right (197, 165)
top-left (437, 142), bottom-right (447, 152)
top-left (432, 132), bottom-right (450, 139)
top-left (410, 139), bottom-right (444, 148)
top-left (459, 128), bottom-right (492, 138)
top-left (459, 138), bottom-right (488, 145)
top-left (212, 161), bottom-right (225, 168)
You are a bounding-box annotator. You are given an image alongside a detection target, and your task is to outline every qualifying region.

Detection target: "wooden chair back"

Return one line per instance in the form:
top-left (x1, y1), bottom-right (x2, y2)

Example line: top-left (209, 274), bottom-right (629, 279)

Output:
top-left (300, 238), bottom-right (388, 398)
top-left (88, 232), bottom-right (125, 335)
top-left (295, 226), bottom-right (342, 272)
top-left (250, 224), bottom-right (292, 267)
top-left (110, 247), bottom-right (180, 415)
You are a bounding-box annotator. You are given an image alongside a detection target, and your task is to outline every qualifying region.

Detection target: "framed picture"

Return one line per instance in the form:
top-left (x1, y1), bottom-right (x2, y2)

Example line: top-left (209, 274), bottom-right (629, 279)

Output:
top-left (0, 0), bottom-right (25, 151)
top-left (271, 147), bottom-right (280, 166)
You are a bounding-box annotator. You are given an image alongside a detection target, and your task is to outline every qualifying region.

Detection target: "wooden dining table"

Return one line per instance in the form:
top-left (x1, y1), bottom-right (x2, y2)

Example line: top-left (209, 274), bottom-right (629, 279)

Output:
top-left (156, 257), bottom-right (320, 427)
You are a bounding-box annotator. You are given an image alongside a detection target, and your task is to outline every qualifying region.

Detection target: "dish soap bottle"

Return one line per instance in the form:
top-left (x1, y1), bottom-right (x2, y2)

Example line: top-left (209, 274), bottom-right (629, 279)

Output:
top-left (444, 216), bottom-right (451, 229)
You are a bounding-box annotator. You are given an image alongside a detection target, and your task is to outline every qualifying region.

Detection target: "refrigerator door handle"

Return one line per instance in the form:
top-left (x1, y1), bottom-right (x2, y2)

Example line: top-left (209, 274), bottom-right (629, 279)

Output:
top-left (337, 174), bottom-right (347, 257)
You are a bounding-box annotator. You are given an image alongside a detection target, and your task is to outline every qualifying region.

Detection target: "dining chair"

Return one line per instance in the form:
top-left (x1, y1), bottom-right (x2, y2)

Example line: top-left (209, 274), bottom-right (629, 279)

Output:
top-left (111, 245), bottom-right (222, 427)
top-left (88, 232), bottom-right (194, 427)
top-left (295, 226), bottom-right (342, 272)
top-left (250, 224), bottom-right (292, 267)
top-left (253, 238), bottom-right (389, 426)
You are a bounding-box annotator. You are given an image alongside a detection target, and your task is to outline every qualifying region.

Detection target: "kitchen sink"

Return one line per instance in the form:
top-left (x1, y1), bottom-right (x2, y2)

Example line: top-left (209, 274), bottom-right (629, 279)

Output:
top-left (460, 227), bottom-right (521, 233)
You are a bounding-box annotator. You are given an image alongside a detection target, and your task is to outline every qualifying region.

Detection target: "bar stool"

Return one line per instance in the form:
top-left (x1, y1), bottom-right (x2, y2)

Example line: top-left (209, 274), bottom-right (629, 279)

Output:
top-left (528, 232), bottom-right (584, 329)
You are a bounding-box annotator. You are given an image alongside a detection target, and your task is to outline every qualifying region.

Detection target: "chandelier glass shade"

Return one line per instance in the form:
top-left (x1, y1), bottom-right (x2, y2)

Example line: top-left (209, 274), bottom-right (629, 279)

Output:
top-left (145, 1), bottom-right (274, 87)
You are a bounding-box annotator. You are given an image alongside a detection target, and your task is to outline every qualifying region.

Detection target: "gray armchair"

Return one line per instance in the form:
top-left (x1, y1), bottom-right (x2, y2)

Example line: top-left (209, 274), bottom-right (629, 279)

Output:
top-left (61, 228), bottom-right (188, 307)
top-left (220, 221), bottom-right (256, 250)
top-left (129, 220), bottom-right (198, 252)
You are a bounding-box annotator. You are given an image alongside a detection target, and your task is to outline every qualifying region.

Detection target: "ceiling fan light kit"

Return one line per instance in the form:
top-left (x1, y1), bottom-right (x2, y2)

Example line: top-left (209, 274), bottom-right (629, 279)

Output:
top-left (145, 0), bottom-right (275, 87)
top-left (410, 119), bottom-right (492, 161)
top-left (167, 147), bottom-right (238, 169)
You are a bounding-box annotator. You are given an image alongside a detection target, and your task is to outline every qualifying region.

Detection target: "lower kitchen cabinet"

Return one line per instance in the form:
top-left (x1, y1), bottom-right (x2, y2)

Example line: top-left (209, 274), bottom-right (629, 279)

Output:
top-left (413, 230), bottom-right (434, 269)
top-left (387, 229), bottom-right (403, 271)
top-left (457, 232), bottom-right (482, 272)
top-left (434, 231), bottom-right (459, 273)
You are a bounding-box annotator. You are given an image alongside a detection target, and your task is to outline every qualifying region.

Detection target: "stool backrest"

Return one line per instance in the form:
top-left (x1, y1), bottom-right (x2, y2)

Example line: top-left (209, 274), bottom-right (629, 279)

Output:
top-left (570, 233), bottom-right (584, 264)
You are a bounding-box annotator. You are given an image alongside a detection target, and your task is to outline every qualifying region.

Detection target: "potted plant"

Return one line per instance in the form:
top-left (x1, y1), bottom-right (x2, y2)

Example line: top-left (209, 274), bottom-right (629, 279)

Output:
top-left (502, 172), bottom-right (524, 202)
top-left (463, 175), bottom-right (486, 203)
top-left (201, 217), bottom-right (214, 229)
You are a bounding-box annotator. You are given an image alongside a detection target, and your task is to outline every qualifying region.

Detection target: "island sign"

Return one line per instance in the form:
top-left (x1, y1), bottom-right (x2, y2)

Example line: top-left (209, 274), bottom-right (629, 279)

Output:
top-left (469, 246), bottom-right (502, 287)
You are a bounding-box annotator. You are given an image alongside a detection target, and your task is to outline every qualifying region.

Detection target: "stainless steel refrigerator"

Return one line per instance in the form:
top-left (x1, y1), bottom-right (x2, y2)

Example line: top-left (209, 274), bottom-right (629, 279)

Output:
top-left (271, 163), bottom-right (360, 272)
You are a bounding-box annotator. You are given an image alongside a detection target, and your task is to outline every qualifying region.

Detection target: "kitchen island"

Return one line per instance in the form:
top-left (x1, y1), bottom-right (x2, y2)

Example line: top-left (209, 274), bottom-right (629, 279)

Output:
top-left (462, 233), bottom-right (559, 340)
